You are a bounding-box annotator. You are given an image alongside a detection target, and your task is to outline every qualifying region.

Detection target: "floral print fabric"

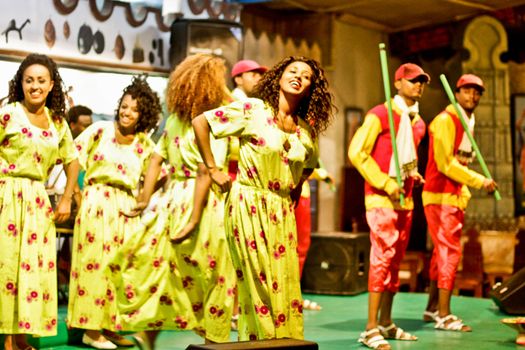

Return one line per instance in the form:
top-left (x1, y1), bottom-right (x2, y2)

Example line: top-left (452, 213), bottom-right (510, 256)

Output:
top-left (67, 121), bottom-right (155, 331)
top-left (111, 115), bottom-right (235, 342)
top-left (203, 99), bottom-right (318, 340)
top-left (0, 102), bottom-right (77, 336)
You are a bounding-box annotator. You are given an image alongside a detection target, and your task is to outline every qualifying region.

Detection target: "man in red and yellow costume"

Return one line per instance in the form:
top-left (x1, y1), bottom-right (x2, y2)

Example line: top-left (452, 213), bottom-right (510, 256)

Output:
top-left (422, 74), bottom-right (496, 332)
top-left (349, 63), bottom-right (428, 350)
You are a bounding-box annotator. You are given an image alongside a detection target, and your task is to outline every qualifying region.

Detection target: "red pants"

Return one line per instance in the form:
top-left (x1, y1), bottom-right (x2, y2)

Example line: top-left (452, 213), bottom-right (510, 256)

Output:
top-left (295, 195), bottom-right (311, 278)
top-left (425, 204), bottom-right (464, 291)
top-left (366, 208), bottom-right (413, 293)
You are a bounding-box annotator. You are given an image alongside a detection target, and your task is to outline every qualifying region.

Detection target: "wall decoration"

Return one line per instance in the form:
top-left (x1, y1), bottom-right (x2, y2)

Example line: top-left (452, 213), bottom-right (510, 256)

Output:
top-left (54, 0), bottom-right (79, 15)
top-left (158, 38), bottom-right (164, 66)
top-left (132, 36), bottom-right (145, 63)
top-left (114, 34), bottom-right (125, 60)
top-left (148, 50), bottom-right (154, 64)
top-left (223, 2), bottom-right (241, 22)
top-left (512, 93), bottom-right (525, 215)
top-left (44, 19), bottom-right (56, 48)
top-left (93, 30), bottom-right (105, 54)
top-left (2, 18), bottom-right (30, 43)
top-left (77, 24), bottom-right (93, 54)
top-left (63, 21), bottom-right (70, 39)
top-left (188, 0), bottom-right (207, 15)
top-left (206, 0), bottom-right (224, 19)
top-left (124, 3), bottom-right (148, 27)
top-left (89, 0), bottom-right (113, 21)
top-left (1, 0), bottom-right (241, 73)
top-left (150, 38), bottom-right (164, 66)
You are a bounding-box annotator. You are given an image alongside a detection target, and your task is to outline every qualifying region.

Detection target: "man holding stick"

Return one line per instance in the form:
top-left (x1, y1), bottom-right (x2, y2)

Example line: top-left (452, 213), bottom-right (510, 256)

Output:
top-left (349, 63), bottom-right (429, 349)
top-left (422, 74), bottom-right (497, 331)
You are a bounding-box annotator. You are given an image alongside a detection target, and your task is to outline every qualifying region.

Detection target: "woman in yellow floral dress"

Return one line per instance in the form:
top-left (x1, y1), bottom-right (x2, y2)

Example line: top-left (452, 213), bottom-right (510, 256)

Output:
top-left (192, 56), bottom-right (334, 341)
top-left (0, 54), bottom-right (79, 350)
top-left (115, 54), bottom-right (236, 349)
top-left (67, 76), bottom-right (162, 349)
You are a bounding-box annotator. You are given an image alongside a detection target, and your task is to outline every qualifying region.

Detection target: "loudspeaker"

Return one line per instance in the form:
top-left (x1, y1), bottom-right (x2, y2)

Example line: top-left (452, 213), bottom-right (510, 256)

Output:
top-left (301, 232), bottom-right (370, 295)
top-left (186, 338), bottom-right (318, 349)
top-left (169, 19), bottom-right (243, 72)
top-left (490, 267), bottom-right (525, 315)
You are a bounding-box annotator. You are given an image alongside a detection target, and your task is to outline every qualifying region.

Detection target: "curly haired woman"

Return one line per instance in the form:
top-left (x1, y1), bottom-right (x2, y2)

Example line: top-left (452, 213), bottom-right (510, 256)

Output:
top-left (66, 76), bottom-right (162, 349)
top-left (192, 56), bottom-right (334, 340)
top-left (112, 53), bottom-right (236, 349)
top-left (0, 53), bottom-right (79, 350)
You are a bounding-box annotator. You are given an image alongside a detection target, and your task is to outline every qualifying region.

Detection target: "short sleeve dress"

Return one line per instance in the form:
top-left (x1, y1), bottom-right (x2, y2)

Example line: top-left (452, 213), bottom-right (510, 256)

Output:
top-left (0, 102), bottom-right (77, 336)
top-left (110, 114), bottom-right (235, 342)
top-left (67, 121), bottom-right (156, 331)
top-left (203, 98), bottom-right (319, 341)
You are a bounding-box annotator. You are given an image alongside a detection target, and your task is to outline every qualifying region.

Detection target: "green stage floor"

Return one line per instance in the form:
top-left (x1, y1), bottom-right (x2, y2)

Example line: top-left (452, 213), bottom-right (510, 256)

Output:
top-left (20, 292), bottom-right (522, 350)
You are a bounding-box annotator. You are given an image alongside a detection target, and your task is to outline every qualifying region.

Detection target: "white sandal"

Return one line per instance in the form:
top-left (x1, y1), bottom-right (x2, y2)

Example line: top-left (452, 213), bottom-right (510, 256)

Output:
top-left (423, 310), bottom-right (438, 322)
top-left (435, 314), bottom-right (471, 332)
top-left (358, 328), bottom-right (391, 349)
top-left (378, 323), bottom-right (417, 340)
top-left (303, 299), bottom-right (322, 311)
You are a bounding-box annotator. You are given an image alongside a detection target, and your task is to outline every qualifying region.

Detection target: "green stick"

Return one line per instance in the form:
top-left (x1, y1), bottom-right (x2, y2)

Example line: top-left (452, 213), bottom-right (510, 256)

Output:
top-left (379, 43), bottom-right (404, 205)
top-left (439, 74), bottom-right (501, 200)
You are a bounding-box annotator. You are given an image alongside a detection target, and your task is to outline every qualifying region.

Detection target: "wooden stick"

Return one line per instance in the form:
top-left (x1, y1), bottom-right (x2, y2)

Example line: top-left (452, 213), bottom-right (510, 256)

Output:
top-left (379, 43), bottom-right (404, 205)
top-left (439, 74), bottom-right (501, 200)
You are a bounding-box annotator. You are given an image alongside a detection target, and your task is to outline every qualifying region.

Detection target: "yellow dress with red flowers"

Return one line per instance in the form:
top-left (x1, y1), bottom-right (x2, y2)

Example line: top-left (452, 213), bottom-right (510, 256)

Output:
top-left (203, 99), bottom-right (319, 341)
top-left (0, 102), bottom-right (77, 336)
top-left (110, 114), bottom-right (235, 342)
top-left (67, 121), bottom-right (157, 331)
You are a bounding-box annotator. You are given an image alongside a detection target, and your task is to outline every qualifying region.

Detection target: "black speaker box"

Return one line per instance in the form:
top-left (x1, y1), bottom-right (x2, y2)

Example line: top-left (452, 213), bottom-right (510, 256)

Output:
top-left (301, 232), bottom-right (370, 295)
top-left (186, 338), bottom-right (318, 349)
top-left (490, 267), bottom-right (525, 315)
top-left (169, 19), bottom-right (243, 71)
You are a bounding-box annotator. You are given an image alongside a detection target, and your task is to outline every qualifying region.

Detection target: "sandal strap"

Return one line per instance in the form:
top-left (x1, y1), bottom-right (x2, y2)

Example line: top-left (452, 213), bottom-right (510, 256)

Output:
top-left (361, 327), bottom-right (381, 337)
top-left (377, 323), bottom-right (397, 333)
top-left (435, 314), bottom-right (466, 331)
top-left (394, 327), bottom-right (404, 339)
top-left (368, 335), bottom-right (389, 348)
top-left (358, 329), bottom-right (389, 349)
top-left (378, 323), bottom-right (416, 340)
top-left (423, 310), bottom-right (438, 319)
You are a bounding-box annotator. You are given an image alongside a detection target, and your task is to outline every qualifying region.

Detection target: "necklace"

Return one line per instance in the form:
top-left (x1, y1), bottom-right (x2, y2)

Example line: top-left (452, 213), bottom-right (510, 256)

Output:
top-left (276, 115), bottom-right (297, 152)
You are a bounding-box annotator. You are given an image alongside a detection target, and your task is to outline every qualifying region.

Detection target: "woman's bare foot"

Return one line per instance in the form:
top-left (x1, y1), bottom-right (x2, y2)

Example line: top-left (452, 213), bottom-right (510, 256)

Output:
top-left (4, 335), bottom-right (19, 350)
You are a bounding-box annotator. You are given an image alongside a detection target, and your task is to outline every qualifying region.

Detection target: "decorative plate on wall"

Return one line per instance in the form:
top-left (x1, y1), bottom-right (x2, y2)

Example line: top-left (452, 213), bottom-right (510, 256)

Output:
top-left (44, 18), bottom-right (56, 48)
top-left (114, 34), bottom-right (125, 59)
top-left (63, 21), bottom-right (70, 39)
top-left (77, 23), bottom-right (93, 54)
top-left (93, 30), bottom-right (105, 54)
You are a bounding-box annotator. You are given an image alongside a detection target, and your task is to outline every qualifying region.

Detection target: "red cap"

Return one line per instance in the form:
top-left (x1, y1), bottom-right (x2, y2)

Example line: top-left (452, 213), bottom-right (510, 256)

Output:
top-left (456, 74), bottom-right (484, 91)
top-left (231, 60), bottom-right (268, 78)
top-left (394, 63), bottom-right (430, 83)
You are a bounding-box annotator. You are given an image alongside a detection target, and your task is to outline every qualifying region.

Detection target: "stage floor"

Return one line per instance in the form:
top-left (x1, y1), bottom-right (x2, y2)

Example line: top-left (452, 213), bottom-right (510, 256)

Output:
top-left (38, 292), bottom-right (520, 350)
